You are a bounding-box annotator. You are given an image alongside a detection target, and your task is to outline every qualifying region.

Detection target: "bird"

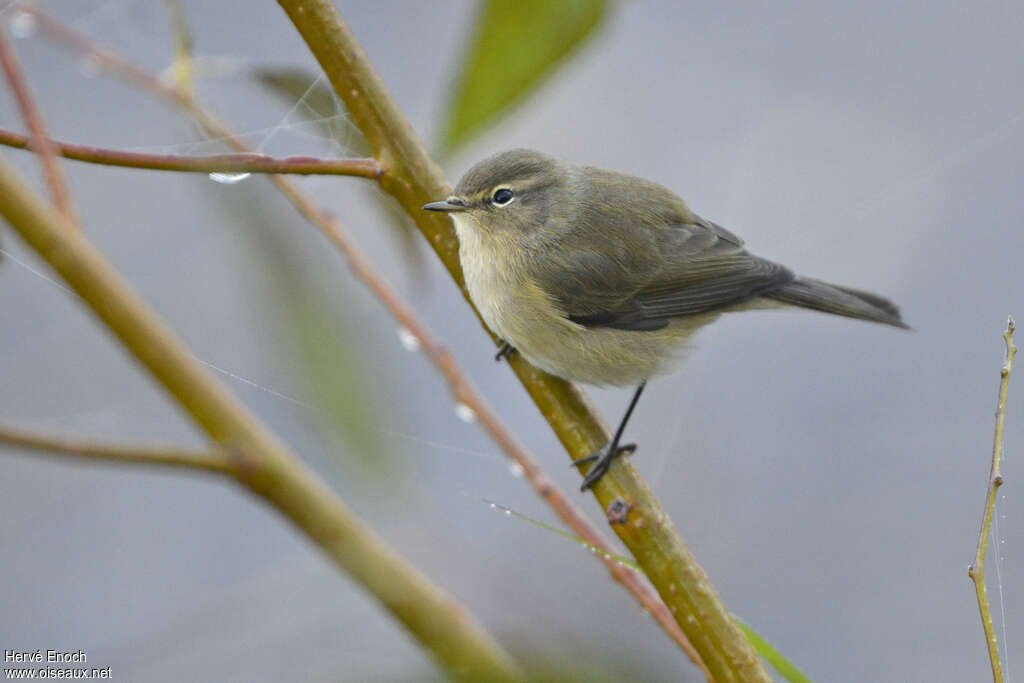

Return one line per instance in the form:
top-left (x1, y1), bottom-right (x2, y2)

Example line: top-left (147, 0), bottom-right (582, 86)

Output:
top-left (424, 149), bottom-right (907, 490)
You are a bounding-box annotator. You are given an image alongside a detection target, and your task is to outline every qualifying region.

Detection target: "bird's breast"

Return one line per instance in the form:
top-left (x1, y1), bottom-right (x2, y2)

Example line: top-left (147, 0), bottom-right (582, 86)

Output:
top-left (452, 215), bottom-right (702, 386)
top-left (453, 215), bottom-right (534, 342)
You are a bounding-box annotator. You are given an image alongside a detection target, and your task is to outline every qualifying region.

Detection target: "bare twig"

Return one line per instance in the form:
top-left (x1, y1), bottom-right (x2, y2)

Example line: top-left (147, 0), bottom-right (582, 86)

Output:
top-left (0, 128), bottom-right (382, 177)
top-left (0, 422), bottom-right (233, 474)
top-left (969, 316), bottom-right (1016, 683)
top-left (23, 8), bottom-right (708, 674)
top-left (0, 24), bottom-right (77, 225)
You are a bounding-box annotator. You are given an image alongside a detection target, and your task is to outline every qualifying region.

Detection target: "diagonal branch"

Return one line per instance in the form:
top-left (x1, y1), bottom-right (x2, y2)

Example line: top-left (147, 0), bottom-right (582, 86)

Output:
top-left (0, 422), bottom-right (233, 474)
top-left (0, 26), bottom-right (77, 226)
top-left (0, 128), bottom-right (382, 177)
top-left (276, 1), bottom-right (770, 680)
top-left (968, 316), bottom-right (1016, 683)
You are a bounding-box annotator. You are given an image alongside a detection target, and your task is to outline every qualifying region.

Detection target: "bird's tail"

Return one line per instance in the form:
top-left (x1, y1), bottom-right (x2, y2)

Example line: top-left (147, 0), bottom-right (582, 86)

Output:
top-left (766, 277), bottom-right (909, 329)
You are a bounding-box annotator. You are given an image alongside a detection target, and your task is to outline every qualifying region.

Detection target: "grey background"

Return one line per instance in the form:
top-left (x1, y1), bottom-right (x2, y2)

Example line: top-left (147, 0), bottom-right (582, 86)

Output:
top-left (1, 1), bottom-right (1022, 681)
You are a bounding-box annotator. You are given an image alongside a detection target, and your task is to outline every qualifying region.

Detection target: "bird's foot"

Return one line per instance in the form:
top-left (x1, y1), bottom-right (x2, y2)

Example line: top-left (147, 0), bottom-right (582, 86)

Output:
top-left (494, 341), bottom-right (515, 362)
top-left (571, 442), bottom-right (636, 491)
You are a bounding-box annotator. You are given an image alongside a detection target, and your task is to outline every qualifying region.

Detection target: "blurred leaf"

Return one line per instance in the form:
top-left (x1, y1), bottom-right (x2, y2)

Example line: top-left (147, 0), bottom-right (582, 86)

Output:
top-left (441, 0), bottom-right (610, 153)
top-left (163, 0), bottom-right (195, 94)
top-left (209, 184), bottom-right (394, 481)
top-left (284, 294), bottom-right (390, 476)
top-left (735, 618), bottom-right (814, 683)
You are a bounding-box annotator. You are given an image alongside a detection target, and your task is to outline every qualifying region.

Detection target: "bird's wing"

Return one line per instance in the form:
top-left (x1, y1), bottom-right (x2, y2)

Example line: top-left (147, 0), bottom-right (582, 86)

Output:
top-left (539, 214), bottom-right (794, 331)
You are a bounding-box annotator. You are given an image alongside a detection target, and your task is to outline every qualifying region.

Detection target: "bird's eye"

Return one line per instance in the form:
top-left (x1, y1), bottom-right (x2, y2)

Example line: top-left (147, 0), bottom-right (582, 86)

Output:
top-left (492, 188), bottom-right (514, 206)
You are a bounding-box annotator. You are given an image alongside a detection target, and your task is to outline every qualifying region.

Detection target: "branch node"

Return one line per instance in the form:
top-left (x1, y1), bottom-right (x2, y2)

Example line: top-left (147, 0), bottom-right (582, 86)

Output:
top-left (607, 497), bottom-right (632, 525)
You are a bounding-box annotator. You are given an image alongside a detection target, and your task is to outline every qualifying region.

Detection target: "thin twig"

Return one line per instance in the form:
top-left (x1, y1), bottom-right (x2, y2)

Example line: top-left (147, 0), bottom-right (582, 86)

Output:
top-left (0, 24), bottom-right (77, 225)
top-left (969, 315), bottom-right (1016, 683)
top-left (0, 128), bottom-right (382, 177)
top-left (24, 7), bottom-right (709, 675)
top-left (0, 423), bottom-right (233, 474)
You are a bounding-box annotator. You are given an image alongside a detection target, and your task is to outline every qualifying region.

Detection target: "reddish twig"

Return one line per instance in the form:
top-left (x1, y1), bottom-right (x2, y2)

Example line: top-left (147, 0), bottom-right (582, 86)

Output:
top-left (0, 128), bottom-right (382, 177)
top-left (0, 25), bottom-right (77, 225)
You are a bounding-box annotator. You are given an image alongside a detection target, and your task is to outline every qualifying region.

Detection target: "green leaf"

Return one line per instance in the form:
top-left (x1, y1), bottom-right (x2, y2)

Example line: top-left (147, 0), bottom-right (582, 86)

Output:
top-left (442, 0), bottom-right (610, 153)
top-left (735, 618), bottom-right (815, 683)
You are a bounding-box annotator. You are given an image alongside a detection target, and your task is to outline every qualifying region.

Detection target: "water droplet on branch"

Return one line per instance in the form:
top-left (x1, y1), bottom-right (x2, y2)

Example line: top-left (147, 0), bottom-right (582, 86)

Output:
top-left (397, 327), bottom-right (421, 352)
top-left (454, 402), bottom-right (476, 423)
top-left (208, 172), bottom-right (251, 184)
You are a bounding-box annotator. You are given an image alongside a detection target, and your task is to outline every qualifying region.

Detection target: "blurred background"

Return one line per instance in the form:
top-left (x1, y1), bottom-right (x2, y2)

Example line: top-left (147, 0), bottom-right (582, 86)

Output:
top-left (1, 1), bottom-right (1022, 680)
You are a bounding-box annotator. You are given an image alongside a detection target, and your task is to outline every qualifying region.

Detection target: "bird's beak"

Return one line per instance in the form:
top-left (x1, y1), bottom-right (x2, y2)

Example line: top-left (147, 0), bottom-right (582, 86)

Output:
top-left (422, 197), bottom-right (468, 212)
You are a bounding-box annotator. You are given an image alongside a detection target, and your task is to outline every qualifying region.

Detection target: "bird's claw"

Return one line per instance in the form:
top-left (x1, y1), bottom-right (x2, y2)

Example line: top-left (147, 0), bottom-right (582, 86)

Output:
top-left (494, 341), bottom-right (515, 362)
top-left (572, 442), bottom-right (636, 491)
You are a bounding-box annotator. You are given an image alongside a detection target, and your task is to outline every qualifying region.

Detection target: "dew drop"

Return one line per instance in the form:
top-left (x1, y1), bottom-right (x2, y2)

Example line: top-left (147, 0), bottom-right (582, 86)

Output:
top-left (10, 12), bottom-right (36, 39)
top-left (504, 509), bottom-right (511, 516)
top-left (208, 172), bottom-right (252, 184)
top-left (397, 327), bottom-right (421, 352)
top-left (454, 402), bottom-right (476, 423)
top-left (488, 502), bottom-right (497, 510)
top-left (507, 462), bottom-right (524, 478)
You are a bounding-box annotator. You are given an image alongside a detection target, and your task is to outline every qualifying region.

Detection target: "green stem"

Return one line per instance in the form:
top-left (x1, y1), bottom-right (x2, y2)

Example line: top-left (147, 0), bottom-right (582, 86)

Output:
top-left (0, 152), bottom-right (521, 683)
top-left (276, 1), bottom-right (769, 679)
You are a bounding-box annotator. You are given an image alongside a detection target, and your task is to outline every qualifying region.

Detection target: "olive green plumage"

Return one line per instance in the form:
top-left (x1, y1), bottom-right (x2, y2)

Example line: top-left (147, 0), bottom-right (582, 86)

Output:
top-left (426, 148), bottom-right (906, 387)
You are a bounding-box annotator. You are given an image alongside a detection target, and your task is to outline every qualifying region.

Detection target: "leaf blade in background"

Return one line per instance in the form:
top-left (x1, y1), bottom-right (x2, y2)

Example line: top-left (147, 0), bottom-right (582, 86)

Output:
top-left (442, 0), bottom-right (610, 154)
top-left (209, 184), bottom-right (395, 482)
top-left (735, 618), bottom-right (815, 683)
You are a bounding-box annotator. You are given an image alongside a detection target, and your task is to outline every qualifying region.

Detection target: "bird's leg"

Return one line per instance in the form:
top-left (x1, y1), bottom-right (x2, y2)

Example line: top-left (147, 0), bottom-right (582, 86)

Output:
top-left (494, 340), bottom-right (515, 362)
top-left (572, 382), bottom-right (646, 491)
